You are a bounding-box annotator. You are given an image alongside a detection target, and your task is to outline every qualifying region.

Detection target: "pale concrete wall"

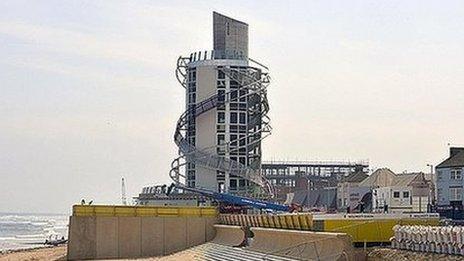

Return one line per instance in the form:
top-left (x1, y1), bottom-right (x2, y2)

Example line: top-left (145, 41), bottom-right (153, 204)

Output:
top-left (187, 217), bottom-right (206, 247)
top-left (118, 217), bottom-right (142, 258)
top-left (95, 217), bottom-right (118, 259)
top-left (140, 217), bottom-right (164, 257)
top-left (164, 217), bottom-right (187, 255)
top-left (67, 216), bottom-right (96, 260)
top-left (68, 216), bottom-right (216, 260)
top-left (194, 64), bottom-right (219, 191)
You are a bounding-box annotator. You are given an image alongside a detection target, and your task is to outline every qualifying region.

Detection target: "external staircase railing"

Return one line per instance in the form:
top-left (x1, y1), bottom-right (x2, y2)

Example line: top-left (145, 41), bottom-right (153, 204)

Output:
top-left (170, 53), bottom-right (275, 197)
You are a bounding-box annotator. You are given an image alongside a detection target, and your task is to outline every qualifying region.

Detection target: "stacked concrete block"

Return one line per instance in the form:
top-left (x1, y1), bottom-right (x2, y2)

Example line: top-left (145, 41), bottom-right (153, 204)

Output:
top-left (391, 225), bottom-right (464, 255)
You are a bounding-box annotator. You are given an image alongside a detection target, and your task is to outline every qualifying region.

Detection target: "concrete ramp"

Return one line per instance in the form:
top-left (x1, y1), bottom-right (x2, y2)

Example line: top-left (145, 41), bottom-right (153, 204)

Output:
top-left (248, 227), bottom-right (355, 261)
top-left (211, 225), bottom-right (245, 247)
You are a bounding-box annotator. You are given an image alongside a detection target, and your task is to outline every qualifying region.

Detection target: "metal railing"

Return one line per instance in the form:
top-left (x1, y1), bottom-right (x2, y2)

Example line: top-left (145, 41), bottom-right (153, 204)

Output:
top-left (170, 55), bottom-right (274, 196)
top-left (188, 49), bottom-right (247, 62)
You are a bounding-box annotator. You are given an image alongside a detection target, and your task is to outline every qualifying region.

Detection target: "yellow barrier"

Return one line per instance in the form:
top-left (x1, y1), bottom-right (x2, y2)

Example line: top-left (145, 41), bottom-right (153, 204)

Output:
top-left (320, 215), bottom-right (440, 243)
top-left (218, 213), bottom-right (313, 230)
top-left (73, 205), bottom-right (218, 217)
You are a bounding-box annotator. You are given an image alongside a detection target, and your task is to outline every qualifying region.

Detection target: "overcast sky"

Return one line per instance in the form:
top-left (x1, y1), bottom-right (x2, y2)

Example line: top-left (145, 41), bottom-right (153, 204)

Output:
top-left (1, 0), bottom-right (464, 214)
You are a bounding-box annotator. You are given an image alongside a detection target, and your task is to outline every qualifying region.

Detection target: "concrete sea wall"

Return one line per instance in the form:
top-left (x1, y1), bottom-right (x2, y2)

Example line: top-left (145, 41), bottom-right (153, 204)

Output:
top-left (67, 205), bottom-right (217, 260)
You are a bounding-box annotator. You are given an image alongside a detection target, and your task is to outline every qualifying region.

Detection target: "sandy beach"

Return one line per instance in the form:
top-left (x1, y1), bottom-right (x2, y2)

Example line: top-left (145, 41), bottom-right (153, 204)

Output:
top-left (0, 245), bottom-right (196, 261)
top-left (3, 244), bottom-right (464, 261)
top-left (0, 246), bottom-right (67, 261)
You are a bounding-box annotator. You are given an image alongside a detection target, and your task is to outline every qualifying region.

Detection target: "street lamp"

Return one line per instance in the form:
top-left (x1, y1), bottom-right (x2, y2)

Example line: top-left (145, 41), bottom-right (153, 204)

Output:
top-left (427, 164), bottom-right (435, 212)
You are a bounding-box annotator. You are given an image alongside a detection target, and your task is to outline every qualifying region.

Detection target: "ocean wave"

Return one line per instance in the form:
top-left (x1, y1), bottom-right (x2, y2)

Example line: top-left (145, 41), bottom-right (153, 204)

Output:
top-left (0, 237), bottom-right (16, 241)
top-left (0, 214), bottom-right (68, 251)
top-left (15, 234), bottom-right (46, 239)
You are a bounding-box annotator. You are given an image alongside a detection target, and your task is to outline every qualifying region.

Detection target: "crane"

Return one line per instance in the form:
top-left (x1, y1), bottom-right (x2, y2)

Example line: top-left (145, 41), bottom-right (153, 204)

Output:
top-left (167, 183), bottom-right (300, 212)
top-left (121, 177), bottom-right (127, 205)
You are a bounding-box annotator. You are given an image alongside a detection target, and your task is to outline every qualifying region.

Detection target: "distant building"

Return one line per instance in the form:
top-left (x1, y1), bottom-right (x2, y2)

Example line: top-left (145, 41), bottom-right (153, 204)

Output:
top-left (358, 168), bottom-right (397, 188)
top-left (285, 187), bottom-right (338, 212)
top-left (436, 147), bottom-right (464, 219)
top-left (394, 173), bottom-right (432, 212)
top-left (262, 160), bottom-right (369, 203)
top-left (352, 168), bottom-right (432, 213)
top-left (373, 186), bottom-right (412, 213)
top-left (134, 185), bottom-right (210, 206)
top-left (337, 171), bottom-right (369, 211)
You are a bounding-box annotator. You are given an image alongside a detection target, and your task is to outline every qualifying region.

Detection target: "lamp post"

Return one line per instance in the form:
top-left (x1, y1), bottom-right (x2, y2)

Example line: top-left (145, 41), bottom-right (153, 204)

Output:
top-left (427, 164), bottom-right (435, 212)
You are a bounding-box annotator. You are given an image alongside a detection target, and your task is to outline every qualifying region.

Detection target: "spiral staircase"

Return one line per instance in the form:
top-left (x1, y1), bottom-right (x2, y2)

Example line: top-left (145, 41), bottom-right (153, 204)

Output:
top-left (169, 52), bottom-right (274, 197)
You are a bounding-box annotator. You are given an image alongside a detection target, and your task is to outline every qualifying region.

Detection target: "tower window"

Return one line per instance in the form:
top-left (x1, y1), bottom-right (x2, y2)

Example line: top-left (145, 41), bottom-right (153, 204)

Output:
top-left (218, 90), bottom-right (225, 102)
top-left (217, 134), bottom-right (225, 145)
top-left (217, 112), bottom-right (225, 124)
top-left (239, 113), bottom-right (246, 124)
top-left (218, 70), bottom-right (225, 79)
top-left (230, 134), bottom-right (237, 146)
top-left (230, 112), bottom-right (238, 123)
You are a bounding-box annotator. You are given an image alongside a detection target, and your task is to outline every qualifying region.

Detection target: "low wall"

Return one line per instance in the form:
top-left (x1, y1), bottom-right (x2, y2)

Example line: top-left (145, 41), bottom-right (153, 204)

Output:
top-left (210, 225), bottom-right (245, 246)
top-left (248, 227), bottom-right (355, 261)
top-left (67, 205), bottom-right (217, 260)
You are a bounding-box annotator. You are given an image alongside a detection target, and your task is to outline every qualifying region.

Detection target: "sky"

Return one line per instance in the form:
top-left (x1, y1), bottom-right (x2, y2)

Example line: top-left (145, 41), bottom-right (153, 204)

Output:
top-left (1, 0), bottom-right (464, 214)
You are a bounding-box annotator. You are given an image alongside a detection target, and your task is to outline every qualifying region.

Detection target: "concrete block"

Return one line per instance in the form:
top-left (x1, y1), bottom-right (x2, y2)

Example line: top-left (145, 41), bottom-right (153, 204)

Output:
top-left (211, 225), bottom-right (245, 246)
top-left (96, 217), bottom-right (118, 259)
top-left (118, 217), bottom-right (142, 258)
top-left (248, 227), bottom-right (355, 261)
top-left (141, 217), bottom-right (164, 257)
top-left (187, 217), bottom-right (206, 247)
top-left (205, 217), bottom-right (217, 241)
top-left (67, 216), bottom-right (97, 260)
top-left (164, 217), bottom-right (187, 255)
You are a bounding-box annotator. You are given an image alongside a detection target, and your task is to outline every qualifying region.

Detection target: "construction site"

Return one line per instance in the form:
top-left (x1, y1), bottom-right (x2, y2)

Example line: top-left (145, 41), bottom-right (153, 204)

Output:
top-left (66, 12), bottom-right (457, 261)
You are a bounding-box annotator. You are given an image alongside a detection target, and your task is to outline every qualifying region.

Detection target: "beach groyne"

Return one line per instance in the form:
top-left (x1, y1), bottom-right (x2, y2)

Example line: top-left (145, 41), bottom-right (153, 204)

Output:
top-left (67, 205), bottom-right (217, 260)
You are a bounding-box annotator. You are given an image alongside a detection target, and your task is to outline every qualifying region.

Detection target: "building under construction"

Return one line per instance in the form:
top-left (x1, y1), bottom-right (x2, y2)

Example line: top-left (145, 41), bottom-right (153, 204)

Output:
top-left (262, 160), bottom-right (369, 201)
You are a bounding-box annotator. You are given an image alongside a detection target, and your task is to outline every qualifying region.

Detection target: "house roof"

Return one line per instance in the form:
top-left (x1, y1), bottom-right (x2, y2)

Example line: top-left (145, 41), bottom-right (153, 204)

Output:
top-left (359, 168), bottom-right (396, 187)
top-left (391, 173), bottom-right (421, 187)
top-left (437, 150), bottom-right (464, 168)
top-left (343, 171), bottom-right (369, 183)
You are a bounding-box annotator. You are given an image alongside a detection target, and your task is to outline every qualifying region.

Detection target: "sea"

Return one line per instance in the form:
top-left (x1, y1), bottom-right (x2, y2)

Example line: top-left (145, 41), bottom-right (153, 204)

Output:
top-left (0, 213), bottom-right (69, 252)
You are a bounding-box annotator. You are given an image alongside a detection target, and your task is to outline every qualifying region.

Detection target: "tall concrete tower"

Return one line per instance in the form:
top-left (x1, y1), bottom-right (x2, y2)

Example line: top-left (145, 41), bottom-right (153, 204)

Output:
top-left (170, 12), bottom-right (272, 196)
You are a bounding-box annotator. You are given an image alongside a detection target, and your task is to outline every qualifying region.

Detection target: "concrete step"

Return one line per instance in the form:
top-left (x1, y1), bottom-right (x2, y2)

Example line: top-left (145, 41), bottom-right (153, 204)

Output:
top-left (181, 242), bottom-right (298, 261)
